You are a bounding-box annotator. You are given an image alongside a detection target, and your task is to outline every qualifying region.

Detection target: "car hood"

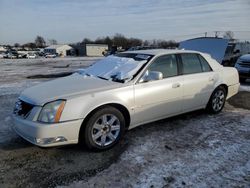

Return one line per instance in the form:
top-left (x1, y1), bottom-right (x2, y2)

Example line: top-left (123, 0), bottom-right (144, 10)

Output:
top-left (179, 37), bottom-right (229, 64)
top-left (239, 54), bottom-right (250, 62)
top-left (20, 73), bottom-right (122, 105)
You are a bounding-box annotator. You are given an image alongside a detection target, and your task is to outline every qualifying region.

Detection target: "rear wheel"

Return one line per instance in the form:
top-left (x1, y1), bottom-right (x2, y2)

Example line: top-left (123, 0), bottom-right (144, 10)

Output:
top-left (207, 86), bottom-right (226, 114)
top-left (82, 106), bottom-right (125, 150)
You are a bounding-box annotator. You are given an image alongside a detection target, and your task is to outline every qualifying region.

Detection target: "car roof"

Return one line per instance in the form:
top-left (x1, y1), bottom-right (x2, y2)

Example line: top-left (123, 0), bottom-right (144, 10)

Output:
top-left (122, 49), bottom-right (202, 56)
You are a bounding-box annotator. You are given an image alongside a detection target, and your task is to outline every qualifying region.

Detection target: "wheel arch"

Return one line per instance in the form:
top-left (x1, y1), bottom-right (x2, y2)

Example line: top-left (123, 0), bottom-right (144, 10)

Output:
top-left (78, 103), bottom-right (131, 142)
top-left (206, 83), bottom-right (228, 110)
top-left (210, 83), bottom-right (228, 101)
top-left (218, 83), bottom-right (228, 96)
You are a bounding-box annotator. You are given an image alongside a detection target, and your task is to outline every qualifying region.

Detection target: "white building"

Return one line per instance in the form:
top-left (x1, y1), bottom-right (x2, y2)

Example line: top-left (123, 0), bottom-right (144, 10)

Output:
top-left (0, 46), bottom-right (7, 52)
top-left (44, 45), bottom-right (73, 56)
top-left (85, 44), bottom-right (108, 56)
top-left (71, 44), bottom-right (109, 57)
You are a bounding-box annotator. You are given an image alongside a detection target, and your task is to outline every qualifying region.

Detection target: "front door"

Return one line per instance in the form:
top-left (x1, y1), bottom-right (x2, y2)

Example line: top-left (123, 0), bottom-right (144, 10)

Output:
top-left (133, 54), bottom-right (183, 126)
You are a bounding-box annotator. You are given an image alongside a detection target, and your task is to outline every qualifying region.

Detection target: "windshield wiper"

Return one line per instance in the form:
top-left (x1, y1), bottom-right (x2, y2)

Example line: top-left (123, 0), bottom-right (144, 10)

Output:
top-left (97, 76), bottom-right (108, 80)
top-left (110, 75), bottom-right (125, 83)
top-left (97, 75), bottom-right (124, 83)
top-left (112, 78), bottom-right (125, 83)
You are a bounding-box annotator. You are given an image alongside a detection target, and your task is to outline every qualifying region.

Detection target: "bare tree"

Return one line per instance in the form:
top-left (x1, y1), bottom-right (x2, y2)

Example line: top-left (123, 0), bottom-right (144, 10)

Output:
top-left (128, 38), bottom-right (142, 47)
top-left (113, 33), bottom-right (128, 48)
top-left (143, 40), bottom-right (150, 46)
top-left (103, 36), bottom-right (113, 47)
top-left (223, 31), bottom-right (234, 40)
top-left (82, 38), bottom-right (93, 44)
top-left (94, 36), bottom-right (113, 48)
top-left (35, 36), bottom-right (46, 48)
top-left (158, 40), bottom-right (178, 49)
top-left (76, 33), bottom-right (178, 50)
top-left (14, 43), bottom-right (20, 48)
top-left (48, 39), bottom-right (58, 45)
top-left (22, 42), bottom-right (36, 49)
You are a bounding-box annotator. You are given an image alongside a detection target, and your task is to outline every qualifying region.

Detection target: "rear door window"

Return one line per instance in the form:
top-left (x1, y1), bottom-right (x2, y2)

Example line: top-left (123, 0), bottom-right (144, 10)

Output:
top-left (198, 54), bottom-right (212, 72)
top-left (181, 53), bottom-right (202, 74)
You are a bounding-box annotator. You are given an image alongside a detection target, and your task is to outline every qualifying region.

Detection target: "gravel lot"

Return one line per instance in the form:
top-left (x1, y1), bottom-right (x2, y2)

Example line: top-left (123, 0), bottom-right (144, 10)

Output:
top-left (0, 57), bottom-right (249, 188)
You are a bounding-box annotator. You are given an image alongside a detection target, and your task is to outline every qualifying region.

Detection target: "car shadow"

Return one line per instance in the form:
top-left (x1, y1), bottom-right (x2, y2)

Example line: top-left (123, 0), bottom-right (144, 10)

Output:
top-left (128, 109), bottom-right (207, 134)
top-left (0, 129), bottom-right (129, 154)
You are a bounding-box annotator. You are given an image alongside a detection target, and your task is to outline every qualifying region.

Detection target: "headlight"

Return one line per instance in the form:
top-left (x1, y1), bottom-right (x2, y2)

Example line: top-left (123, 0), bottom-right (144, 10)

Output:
top-left (38, 100), bottom-right (66, 123)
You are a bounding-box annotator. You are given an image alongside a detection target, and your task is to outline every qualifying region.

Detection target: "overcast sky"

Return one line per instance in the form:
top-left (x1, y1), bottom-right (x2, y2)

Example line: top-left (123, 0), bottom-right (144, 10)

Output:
top-left (0, 0), bottom-right (249, 45)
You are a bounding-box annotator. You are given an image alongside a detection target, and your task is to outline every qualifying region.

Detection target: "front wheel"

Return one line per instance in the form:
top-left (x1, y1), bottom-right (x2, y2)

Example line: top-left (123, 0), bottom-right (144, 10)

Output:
top-left (206, 86), bottom-right (226, 114)
top-left (81, 106), bottom-right (125, 150)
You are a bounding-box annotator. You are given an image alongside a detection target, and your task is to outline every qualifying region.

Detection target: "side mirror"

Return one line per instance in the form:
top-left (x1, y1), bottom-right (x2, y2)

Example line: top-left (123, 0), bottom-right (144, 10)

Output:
top-left (140, 71), bottom-right (163, 83)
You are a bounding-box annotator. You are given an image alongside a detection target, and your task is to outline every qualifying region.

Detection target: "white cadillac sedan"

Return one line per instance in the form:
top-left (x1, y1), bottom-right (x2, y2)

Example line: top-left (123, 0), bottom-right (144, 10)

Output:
top-left (13, 49), bottom-right (240, 150)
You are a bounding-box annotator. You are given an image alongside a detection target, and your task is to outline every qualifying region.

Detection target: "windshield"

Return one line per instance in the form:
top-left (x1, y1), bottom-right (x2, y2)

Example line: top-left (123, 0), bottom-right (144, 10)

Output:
top-left (83, 53), bottom-right (153, 83)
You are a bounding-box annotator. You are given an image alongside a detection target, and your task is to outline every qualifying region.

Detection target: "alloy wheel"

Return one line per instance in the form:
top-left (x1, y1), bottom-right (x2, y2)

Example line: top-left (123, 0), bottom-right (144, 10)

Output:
top-left (212, 90), bottom-right (225, 112)
top-left (91, 114), bottom-right (121, 146)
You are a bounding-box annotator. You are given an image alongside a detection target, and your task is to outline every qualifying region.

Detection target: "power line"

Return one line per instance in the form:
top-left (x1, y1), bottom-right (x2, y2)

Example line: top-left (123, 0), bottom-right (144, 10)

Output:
top-left (172, 30), bottom-right (250, 39)
top-left (213, 30), bottom-right (250, 33)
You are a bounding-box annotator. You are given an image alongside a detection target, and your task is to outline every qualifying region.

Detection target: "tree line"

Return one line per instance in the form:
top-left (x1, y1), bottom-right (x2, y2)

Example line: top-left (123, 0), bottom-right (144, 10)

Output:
top-left (77, 33), bottom-right (178, 49)
top-left (5, 30), bottom-right (239, 50)
top-left (12, 36), bottom-right (58, 49)
top-left (9, 34), bottom-right (178, 50)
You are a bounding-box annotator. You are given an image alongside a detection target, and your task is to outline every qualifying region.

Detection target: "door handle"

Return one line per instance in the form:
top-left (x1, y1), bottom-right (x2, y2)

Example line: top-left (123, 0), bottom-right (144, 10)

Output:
top-left (172, 83), bottom-right (180, 88)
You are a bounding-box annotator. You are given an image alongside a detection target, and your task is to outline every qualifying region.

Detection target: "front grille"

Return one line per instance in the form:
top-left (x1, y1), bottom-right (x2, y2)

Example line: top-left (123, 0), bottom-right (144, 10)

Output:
top-left (239, 72), bottom-right (250, 78)
top-left (13, 99), bottom-right (34, 118)
top-left (239, 61), bottom-right (250, 68)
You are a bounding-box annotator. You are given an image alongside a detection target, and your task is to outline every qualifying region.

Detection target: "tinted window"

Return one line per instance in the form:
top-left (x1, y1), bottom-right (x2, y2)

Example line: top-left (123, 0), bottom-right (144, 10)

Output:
top-left (181, 53), bottom-right (202, 74)
top-left (147, 54), bottom-right (178, 78)
top-left (198, 54), bottom-right (212, 72)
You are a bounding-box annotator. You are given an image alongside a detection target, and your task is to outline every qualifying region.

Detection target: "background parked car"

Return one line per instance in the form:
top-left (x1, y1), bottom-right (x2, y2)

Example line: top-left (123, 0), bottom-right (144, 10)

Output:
top-left (27, 52), bottom-right (38, 59)
top-left (235, 54), bottom-right (250, 82)
top-left (6, 52), bottom-right (18, 59)
top-left (0, 52), bottom-right (7, 58)
top-left (45, 53), bottom-right (57, 58)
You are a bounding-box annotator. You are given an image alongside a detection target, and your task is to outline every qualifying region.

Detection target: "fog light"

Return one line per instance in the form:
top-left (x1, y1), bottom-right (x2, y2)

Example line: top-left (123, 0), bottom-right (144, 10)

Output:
top-left (36, 136), bottom-right (67, 145)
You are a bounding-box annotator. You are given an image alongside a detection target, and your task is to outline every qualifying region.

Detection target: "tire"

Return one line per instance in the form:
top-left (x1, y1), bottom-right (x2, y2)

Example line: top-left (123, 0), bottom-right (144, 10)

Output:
top-left (206, 86), bottom-right (227, 114)
top-left (81, 106), bottom-right (125, 151)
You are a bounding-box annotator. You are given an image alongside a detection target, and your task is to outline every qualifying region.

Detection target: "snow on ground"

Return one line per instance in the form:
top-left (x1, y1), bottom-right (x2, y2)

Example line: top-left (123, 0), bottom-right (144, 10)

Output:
top-left (0, 57), bottom-right (100, 86)
top-left (240, 83), bottom-right (250, 92)
top-left (62, 104), bottom-right (250, 188)
top-left (0, 57), bottom-right (100, 143)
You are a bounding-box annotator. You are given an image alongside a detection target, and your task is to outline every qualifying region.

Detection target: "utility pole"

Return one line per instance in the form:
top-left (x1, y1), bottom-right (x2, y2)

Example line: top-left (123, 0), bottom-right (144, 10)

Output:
top-left (214, 31), bottom-right (219, 38)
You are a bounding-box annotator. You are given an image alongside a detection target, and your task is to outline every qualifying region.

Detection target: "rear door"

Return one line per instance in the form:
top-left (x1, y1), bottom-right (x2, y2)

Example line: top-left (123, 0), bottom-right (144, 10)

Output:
top-left (179, 53), bottom-right (217, 111)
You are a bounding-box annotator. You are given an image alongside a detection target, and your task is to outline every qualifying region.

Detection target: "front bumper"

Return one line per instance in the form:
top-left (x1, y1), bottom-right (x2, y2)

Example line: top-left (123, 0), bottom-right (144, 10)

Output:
top-left (12, 115), bottom-right (83, 147)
